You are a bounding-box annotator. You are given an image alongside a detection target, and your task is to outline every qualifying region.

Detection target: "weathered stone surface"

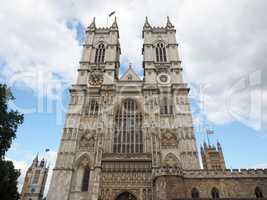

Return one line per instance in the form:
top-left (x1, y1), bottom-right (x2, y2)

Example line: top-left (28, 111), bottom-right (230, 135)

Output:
top-left (45, 17), bottom-right (267, 200)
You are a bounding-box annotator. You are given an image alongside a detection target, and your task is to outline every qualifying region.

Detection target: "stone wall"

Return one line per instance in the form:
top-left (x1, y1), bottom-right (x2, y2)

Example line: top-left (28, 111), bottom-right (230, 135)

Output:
top-left (158, 169), bottom-right (267, 199)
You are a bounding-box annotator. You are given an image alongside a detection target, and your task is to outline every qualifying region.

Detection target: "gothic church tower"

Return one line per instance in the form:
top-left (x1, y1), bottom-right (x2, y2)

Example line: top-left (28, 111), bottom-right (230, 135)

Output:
top-left (47, 17), bottom-right (200, 200)
top-left (21, 155), bottom-right (49, 200)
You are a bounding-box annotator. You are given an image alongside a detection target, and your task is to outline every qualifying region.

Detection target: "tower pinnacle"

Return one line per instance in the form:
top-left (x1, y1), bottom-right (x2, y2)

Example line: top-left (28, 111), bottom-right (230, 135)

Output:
top-left (144, 16), bottom-right (151, 29)
top-left (88, 17), bottom-right (96, 30)
top-left (111, 16), bottom-right (118, 29)
top-left (166, 16), bottom-right (174, 29)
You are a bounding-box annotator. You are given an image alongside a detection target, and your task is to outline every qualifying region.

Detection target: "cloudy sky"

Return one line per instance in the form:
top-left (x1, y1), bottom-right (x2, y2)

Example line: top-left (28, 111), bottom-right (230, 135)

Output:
top-left (1, 0), bottom-right (267, 195)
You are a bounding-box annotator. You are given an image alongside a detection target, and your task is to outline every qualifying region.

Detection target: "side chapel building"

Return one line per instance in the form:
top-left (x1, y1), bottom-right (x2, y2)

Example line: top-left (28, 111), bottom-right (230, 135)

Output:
top-left (44, 17), bottom-right (267, 200)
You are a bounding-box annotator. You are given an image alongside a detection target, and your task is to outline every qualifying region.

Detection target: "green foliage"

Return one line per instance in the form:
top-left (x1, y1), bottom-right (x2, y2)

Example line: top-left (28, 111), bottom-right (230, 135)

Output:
top-left (0, 84), bottom-right (24, 200)
top-left (0, 84), bottom-right (24, 159)
top-left (0, 160), bottom-right (20, 200)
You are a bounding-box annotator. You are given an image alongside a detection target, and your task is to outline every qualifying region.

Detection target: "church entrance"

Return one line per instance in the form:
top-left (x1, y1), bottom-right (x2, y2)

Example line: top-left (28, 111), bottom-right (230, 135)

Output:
top-left (115, 192), bottom-right (137, 200)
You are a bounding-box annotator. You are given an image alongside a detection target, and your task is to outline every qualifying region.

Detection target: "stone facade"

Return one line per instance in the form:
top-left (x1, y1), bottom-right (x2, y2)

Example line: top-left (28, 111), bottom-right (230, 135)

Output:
top-left (46, 17), bottom-right (267, 200)
top-left (201, 142), bottom-right (226, 170)
top-left (21, 155), bottom-right (48, 200)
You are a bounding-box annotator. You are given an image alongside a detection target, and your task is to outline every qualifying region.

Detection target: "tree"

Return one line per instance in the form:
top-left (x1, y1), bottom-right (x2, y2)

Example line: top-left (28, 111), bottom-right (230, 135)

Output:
top-left (0, 84), bottom-right (24, 200)
top-left (0, 160), bottom-right (20, 200)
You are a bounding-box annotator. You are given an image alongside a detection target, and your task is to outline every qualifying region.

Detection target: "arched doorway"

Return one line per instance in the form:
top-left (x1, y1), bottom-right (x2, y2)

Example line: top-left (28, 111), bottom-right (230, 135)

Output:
top-left (115, 192), bottom-right (137, 200)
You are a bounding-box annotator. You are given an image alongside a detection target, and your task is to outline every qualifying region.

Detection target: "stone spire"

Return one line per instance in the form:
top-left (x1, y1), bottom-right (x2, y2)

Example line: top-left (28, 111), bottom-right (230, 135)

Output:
top-left (110, 16), bottom-right (118, 29)
top-left (40, 158), bottom-right (45, 167)
top-left (142, 16), bottom-right (152, 38)
top-left (143, 16), bottom-right (152, 29)
top-left (166, 16), bottom-right (174, 29)
top-left (32, 153), bottom-right (38, 167)
top-left (88, 17), bottom-right (96, 30)
top-left (217, 141), bottom-right (222, 152)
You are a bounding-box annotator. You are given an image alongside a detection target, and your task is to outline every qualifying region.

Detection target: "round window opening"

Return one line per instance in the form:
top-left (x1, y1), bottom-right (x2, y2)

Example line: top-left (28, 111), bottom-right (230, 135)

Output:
top-left (157, 73), bottom-right (170, 85)
top-left (160, 75), bottom-right (168, 82)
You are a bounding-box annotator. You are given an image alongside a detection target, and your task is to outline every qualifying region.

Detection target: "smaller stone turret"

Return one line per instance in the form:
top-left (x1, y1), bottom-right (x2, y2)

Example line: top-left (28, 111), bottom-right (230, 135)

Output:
top-left (21, 154), bottom-right (49, 200)
top-left (201, 141), bottom-right (226, 170)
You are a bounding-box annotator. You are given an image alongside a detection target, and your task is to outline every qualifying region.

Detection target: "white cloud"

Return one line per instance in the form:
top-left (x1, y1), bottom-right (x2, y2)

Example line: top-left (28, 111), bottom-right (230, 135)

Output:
top-left (1, 0), bottom-right (267, 129)
top-left (251, 163), bottom-right (267, 169)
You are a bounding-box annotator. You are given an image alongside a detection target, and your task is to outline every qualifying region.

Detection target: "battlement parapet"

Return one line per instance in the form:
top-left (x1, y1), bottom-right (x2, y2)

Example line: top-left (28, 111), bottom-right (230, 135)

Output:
top-left (183, 168), bottom-right (267, 179)
top-left (153, 166), bottom-right (183, 177)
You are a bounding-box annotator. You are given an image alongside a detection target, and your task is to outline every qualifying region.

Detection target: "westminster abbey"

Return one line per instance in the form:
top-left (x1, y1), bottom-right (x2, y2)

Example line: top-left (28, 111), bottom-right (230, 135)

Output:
top-left (45, 17), bottom-right (267, 200)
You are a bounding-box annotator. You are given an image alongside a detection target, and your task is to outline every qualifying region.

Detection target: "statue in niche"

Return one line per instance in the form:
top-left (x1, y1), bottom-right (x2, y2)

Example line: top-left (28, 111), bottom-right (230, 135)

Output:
top-left (79, 132), bottom-right (95, 150)
top-left (163, 153), bottom-right (180, 168)
top-left (161, 130), bottom-right (177, 148)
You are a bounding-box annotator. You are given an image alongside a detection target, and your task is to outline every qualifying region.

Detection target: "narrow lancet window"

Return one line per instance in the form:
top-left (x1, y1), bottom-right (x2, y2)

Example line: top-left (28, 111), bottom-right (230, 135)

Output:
top-left (255, 187), bottom-right (264, 198)
top-left (211, 187), bottom-right (220, 199)
top-left (81, 166), bottom-right (90, 192)
top-left (191, 188), bottom-right (200, 198)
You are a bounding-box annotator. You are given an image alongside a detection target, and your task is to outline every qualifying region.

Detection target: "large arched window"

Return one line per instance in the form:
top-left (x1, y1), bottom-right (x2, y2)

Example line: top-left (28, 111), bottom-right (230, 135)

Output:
top-left (255, 187), bottom-right (264, 198)
top-left (191, 188), bottom-right (200, 198)
top-left (211, 187), bottom-right (220, 199)
top-left (156, 42), bottom-right (167, 62)
top-left (95, 43), bottom-right (105, 63)
top-left (113, 99), bottom-right (143, 153)
top-left (81, 166), bottom-right (90, 192)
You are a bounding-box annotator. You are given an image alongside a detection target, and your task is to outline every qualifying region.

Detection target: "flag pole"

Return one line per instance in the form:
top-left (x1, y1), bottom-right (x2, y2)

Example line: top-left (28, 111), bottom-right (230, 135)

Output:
top-left (107, 11), bottom-right (116, 27)
top-left (207, 130), bottom-right (211, 146)
top-left (106, 16), bottom-right (109, 27)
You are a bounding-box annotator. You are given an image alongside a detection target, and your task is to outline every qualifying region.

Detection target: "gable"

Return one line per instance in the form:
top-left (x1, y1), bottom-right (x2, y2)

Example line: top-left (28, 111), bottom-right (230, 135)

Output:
top-left (120, 66), bottom-right (141, 81)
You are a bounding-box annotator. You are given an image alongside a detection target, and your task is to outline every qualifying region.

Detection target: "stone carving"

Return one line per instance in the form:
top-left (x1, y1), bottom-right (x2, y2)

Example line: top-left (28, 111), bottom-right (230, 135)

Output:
top-left (79, 132), bottom-right (95, 150)
top-left (88, 70), bottom-right (103, 86)
top-left (163, 153), bottom-right (180, 168)
top-left (80, 157), bottom-right (90, 167)
top-left (161, 130), bottom-right (177, 148)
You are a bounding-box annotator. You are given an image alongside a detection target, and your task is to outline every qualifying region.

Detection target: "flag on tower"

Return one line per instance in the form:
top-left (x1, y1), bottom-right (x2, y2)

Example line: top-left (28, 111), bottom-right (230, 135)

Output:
top-left (207, 129), bottom-right (214, 134)
top-left (109, 11), bottom-right (116, 17)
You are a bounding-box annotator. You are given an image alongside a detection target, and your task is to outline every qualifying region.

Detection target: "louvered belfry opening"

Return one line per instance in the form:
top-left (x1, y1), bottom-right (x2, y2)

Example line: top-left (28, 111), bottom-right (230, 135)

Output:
top-left (156, 42), bottom-right (167, 62)
top-left (95, 43), bottom-right (105, 64)
top-left (113, 99), bottom-right (143, 153)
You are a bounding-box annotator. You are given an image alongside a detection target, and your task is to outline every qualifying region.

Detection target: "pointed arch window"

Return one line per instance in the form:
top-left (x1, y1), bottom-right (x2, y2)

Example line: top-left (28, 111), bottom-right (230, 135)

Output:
top-left (81, 166), bottom-right (90, 192)
top-left (211, 187), bottom-right (220, 199)
top-left (255, 187), bottom-right (264, 198)
top-left (160, 96), bottom-right (173, 115)
top-left (191, 188), bottom-right (200, 198)
top-left (95, 43), bottom-right (105, 64)
top-left (113, 99), bottom-right (143, 153)
top-left (156, 42), bottom-right (167, 62)
top-left (85, 99), bottom-right (99, 116)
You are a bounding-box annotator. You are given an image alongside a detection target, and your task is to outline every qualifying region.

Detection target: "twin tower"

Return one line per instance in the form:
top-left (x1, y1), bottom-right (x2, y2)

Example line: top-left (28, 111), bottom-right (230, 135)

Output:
top-left (47, 17), bottom-right (200, 200)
